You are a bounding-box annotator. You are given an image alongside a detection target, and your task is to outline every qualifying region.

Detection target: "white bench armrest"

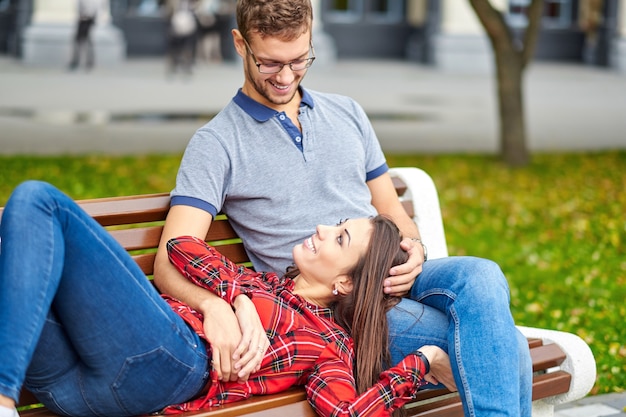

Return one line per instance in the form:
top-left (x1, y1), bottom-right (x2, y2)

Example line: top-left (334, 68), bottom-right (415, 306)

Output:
top-left (388, 167), bottom-right (448, 259)
top-left (517, 325), bottom-right (596, 405)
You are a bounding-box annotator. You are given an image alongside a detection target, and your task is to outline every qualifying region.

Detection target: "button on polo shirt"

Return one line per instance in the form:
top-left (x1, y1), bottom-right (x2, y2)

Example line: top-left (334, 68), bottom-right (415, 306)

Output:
top-left (233, 88), bottom-right (314, 153)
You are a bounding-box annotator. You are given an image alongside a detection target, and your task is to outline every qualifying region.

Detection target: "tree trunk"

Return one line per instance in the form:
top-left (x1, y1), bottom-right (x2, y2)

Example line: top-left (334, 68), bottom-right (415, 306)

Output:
top-left (468, 0), bottom-right (543, 167)
top-left (495, 48), bottom-right (530, 166)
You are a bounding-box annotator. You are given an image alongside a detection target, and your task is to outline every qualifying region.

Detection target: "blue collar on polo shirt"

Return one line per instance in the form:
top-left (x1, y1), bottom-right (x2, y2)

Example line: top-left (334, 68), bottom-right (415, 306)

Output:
top-left (233, 87), bottom-right (315, 122)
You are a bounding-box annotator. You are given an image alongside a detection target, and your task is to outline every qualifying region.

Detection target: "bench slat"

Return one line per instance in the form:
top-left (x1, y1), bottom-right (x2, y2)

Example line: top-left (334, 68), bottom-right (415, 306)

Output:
top-left (530, 343), bottom-right (567, 372)
top-left (132, 253), bottom-right (157, 275)
top-left (107, 219), bottom-right (238, 253)
top-left (531, 370), bottom-right (572, 400)
top-left (527, 338), bottom-right (544, 349)
top-left (401, 200), bottom-right (415, 218)
top-left (80, 193), bottom-right (171, 226)
top-left (109, 226), bottom-right (164, 251)
top-left (392, 176), bottom-right (408, 196)
top-left (15, 409), bottom-right (52, 416)
top-left (175, 389), bottom-right (312, 417)
top-left (407, 396), bottom-right (464, 417)
top-left (413, 388), bottom-right (452, 401)
top-left (235, 402), bottom-right (317, 417)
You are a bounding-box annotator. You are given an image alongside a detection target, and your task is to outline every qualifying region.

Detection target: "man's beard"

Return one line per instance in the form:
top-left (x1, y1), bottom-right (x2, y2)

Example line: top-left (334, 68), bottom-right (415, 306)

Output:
top-left (245, 63), bottom-right (302, 106)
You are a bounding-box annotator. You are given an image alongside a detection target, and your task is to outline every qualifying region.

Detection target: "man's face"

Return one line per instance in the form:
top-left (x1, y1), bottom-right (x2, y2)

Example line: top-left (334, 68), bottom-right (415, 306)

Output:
top-left (237, 31), bottom-right (312, 110)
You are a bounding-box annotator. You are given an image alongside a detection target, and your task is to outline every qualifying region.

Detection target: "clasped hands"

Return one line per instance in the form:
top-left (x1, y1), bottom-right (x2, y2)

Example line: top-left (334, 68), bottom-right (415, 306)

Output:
top-left (202, 295), bottom-right (270, 383)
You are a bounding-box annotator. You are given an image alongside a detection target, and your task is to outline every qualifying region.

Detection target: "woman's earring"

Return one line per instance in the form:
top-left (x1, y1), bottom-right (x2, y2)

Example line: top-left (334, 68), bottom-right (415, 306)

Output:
top-left (332, 287), bottom-right (339, 296)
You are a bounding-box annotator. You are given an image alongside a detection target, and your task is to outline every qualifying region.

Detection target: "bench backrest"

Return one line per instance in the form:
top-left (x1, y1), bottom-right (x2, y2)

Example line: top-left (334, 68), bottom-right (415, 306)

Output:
top-left (69, 193), bottom-right (249, 276)
top-left (7, 175), bottom-right (409, 276)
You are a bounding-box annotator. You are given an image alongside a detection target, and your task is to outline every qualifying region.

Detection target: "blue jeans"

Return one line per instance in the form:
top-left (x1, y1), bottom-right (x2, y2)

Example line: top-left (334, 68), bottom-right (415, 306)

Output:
top-left (0, 181), bottom-right (209, 416)
top-left (387, 257), bottom-right (532, 417)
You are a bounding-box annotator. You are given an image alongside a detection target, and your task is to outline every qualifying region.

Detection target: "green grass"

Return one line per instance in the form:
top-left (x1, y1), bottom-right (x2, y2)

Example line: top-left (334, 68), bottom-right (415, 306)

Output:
top-left (1, 151), bottom-right (624, 395)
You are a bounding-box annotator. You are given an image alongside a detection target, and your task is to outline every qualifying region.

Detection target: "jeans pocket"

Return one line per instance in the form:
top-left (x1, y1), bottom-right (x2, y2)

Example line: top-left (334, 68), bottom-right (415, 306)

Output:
top-left (112, 346), bottom-right (206, 415)
top-left (26, 388), bottom-right (74, 417)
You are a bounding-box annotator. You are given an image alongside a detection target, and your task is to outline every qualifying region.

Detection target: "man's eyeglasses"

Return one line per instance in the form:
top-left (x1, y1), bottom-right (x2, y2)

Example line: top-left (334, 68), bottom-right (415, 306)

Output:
top-left (243, 38), bottom-right (315, 74)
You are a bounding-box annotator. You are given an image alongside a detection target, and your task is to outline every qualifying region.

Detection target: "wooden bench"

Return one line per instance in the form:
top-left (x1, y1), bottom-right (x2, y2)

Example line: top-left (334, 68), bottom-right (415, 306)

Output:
top-left (3, 167), bottom-right (596, 417)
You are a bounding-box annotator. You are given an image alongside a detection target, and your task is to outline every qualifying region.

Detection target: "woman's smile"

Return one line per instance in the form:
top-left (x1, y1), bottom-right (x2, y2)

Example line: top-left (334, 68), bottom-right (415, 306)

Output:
top-left (304, 236), bottom-right (317, 253)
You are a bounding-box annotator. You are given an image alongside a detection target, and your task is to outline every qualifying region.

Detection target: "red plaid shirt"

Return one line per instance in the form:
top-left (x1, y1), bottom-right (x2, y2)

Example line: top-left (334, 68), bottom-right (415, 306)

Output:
top-left (162, 236), bottom-right (428, 416)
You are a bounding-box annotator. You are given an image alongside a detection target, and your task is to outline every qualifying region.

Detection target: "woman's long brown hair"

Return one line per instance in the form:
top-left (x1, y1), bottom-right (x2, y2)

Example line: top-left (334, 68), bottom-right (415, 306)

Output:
top-left (284, 215), bottom-right (408, 414)
top-left (333, 215), bottom-right (407, 396)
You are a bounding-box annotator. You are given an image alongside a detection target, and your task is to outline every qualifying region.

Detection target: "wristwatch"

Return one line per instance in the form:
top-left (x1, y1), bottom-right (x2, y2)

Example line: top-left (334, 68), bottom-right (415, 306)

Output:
top-left (414, 350), bottom-right (431, 374)
top-left (411, 237), bottom-right (428, 262)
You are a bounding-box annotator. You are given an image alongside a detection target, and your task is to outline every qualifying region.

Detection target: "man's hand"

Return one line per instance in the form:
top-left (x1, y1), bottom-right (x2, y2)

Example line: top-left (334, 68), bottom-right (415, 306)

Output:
top-left (385, 237), bottom-right (425, 295)
top-left (231, 295), bottom-right (270, 382)
top-left (417, 345), bottom-right (457, 392)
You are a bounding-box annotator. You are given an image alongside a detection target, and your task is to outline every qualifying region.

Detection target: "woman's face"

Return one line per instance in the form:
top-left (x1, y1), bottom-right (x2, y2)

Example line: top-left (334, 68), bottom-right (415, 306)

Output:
top-left (292, 218), bottom-right (373, 286)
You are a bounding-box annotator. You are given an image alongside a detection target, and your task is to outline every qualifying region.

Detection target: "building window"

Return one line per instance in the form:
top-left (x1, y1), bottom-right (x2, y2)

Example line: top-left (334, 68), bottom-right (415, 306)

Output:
top-left (326, 0), bottom-right (363, 22)
top-left (325, 0), bottom-right (403, 23)
top-left (508, 0), bottom-right (530, 27)
top-left (367, 0), bottom-right (403, 23)
top-left (543, 0), bottom-right (572, 28)
top-left (370, 0), bottom-right (389, 12)
top-left (507, 0), bottom-right (573, 29)
top-left (123, 0), bottom-right (162, 16)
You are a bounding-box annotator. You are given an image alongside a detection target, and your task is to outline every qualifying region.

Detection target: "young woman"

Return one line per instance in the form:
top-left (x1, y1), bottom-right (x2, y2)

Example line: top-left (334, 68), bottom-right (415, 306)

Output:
top-left (0, 181), bottom-right (451, 417)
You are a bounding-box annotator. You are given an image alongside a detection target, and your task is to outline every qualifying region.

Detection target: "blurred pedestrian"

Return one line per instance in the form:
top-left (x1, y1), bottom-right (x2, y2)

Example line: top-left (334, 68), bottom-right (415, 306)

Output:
top-left (166, 0), bottom-right (199, 78)
top-left (580, 0), bottom-right (605, 64)
top-left (68, 0), bottom-right (101, 71)
top-left (195, 0), bottom-right (221, 63)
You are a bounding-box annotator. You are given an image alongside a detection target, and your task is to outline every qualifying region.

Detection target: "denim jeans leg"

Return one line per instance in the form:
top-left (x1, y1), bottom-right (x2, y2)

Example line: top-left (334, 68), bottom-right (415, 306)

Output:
top-left (387, 298), bottom-right (449, 390)
top-left (0, 181), bottom-right (68, 402)
top-left (410, 256), bottom-right (532, 417)
top-left (0, 181), bottom-right (209, 416)
top-left (387, 298), bottom-right (450, 361)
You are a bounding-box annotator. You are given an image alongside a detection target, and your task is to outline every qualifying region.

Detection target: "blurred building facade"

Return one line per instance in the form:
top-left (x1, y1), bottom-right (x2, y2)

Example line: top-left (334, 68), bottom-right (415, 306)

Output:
top-left (0, 0), bottom-right (624, 71)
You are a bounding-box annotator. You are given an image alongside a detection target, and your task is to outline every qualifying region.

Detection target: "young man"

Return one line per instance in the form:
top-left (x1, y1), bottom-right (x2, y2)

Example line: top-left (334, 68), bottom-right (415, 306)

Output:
top-left (154, 1), bottom-right (532, 415)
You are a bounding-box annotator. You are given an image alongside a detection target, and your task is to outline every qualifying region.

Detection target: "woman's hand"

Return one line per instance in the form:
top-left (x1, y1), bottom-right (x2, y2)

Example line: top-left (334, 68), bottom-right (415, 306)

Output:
top-left (385, 237), bottom-right (425, 296)
top-left (201, 295), bottom-right (269, 383)
top-left (231, 295), bottom-right (270, 382)
top-left (201, 297), bottom-right (245, 382)
top-left (417, 345), bottom-right (457, 392)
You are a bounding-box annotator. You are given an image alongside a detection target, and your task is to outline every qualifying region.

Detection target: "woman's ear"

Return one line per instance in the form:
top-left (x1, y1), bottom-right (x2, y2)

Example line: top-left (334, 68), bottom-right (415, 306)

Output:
top-left (334, 276), bottom-right (354, 296)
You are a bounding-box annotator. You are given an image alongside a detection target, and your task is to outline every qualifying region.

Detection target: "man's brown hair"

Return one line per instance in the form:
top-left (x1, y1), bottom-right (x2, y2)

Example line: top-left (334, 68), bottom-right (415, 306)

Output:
top-left (236, 0), bottom-right (313, 41)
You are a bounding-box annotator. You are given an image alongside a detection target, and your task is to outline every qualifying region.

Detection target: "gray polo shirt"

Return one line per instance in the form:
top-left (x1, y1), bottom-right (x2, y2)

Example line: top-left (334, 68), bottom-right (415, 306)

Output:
top-left (172, 87), bottom-right (387, 274)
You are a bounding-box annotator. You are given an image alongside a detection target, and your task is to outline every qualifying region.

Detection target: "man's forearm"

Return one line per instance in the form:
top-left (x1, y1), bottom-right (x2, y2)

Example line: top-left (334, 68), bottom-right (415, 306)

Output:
top-left (154, 257), bottom-right (225, 315)
top-left (396, 216), bottom-right (420, 240)
top-left (382, 205), bottom-right (420, 240)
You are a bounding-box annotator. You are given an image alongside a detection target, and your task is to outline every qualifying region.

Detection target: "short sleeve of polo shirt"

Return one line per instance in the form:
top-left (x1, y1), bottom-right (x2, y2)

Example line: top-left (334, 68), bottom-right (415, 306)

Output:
top-left (170, 105), bottom-right (239, 218)
top-left (342, 95), bottom-right (387, 181)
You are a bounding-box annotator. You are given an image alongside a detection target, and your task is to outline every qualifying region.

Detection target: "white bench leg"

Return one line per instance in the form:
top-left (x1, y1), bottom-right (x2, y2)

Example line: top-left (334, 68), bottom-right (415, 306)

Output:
top-left (532, 400), bottom-right (555, 417)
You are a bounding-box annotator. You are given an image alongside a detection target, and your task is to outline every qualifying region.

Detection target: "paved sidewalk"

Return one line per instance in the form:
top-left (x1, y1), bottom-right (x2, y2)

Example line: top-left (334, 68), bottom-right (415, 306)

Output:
top-left (0, 55), bottom-right (625, 414)
top-left (556, 392), bottom-right (626, 417)
top-left (0, 56), bottom-right (625, 155)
